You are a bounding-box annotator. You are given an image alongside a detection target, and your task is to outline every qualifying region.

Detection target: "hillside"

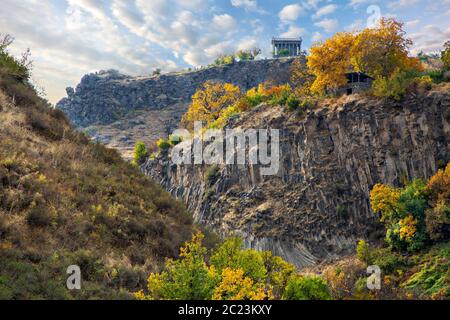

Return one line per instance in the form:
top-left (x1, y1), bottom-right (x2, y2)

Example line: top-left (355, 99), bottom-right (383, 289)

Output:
top-left (56, 58), bottom-right (296, 159)
top-left (0, 73), bottom-right (203, 299)
top-left (144, 84), bottom-right (450, 267)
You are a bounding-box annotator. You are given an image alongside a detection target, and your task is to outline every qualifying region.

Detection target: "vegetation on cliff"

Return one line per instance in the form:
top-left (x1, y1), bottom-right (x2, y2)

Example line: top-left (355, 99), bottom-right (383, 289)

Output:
top-left (0, 38), bottom-right (203, 299)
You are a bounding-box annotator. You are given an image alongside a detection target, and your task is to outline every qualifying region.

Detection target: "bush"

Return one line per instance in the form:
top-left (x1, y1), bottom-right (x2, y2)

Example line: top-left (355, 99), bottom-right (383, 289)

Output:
top-left (283, 275), bottom-right (331, 300)
top-left (132, 141), bottom-right (148, 165)
top-left (26, 205), bottom-right (52, 227)
top-left (156, 138), bottom-right (171, 151)
top-left (0, 34), bottom-right (32, 82)
top-left (286, 95), bottom-right (300, 111)
top-left (356, 240), bottom-right (372, 265)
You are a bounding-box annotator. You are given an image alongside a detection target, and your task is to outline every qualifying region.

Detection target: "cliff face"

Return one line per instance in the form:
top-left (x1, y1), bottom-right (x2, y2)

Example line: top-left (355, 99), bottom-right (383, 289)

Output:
top-left (143, 86), bottom-right (450, 267)
top-left (56, 58), bottom-right (295, 158)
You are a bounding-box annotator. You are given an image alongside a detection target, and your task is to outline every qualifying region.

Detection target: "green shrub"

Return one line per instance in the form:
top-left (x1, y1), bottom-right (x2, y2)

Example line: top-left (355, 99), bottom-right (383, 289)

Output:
top-left (286, 94), bottom-right (300, 111)
top-left (283, 275), bottom-right (331, 300)
top-left (132, 140), bottom-right (148, 165)
top-left (0, 34), bottom-right (32, 82)
top-left (356, 240), bottom-right (372, 265)
top-left (156, 138), bottom-right (171, 151)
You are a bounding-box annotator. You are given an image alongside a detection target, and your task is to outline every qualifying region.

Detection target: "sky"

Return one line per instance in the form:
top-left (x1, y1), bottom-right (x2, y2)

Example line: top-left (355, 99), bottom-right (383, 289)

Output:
top-left (1, 0), bottom-right (449, 104)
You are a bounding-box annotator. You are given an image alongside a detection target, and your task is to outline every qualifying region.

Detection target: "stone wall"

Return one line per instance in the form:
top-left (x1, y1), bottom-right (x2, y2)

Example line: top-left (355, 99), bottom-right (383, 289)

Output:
top-left (142, 85), bottom-right (450, 267)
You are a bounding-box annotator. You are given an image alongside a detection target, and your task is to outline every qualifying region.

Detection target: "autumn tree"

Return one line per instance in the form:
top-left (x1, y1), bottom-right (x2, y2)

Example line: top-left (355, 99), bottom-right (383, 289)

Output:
top-left (290, 57), bottom-right (315, 96)
top-left (181, 81), bottom-right (241, 130)
top-left (212, 268), bottom-right (271, 300)
top-left (351, 18), bottom-right (422, 79)
top-left (307, 32), bottom-right (355, 94)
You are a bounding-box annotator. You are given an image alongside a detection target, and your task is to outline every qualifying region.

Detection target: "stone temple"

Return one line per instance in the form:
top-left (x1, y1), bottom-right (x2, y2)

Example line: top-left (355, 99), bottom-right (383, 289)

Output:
top-left (271, 37), bottom-right (303, 58)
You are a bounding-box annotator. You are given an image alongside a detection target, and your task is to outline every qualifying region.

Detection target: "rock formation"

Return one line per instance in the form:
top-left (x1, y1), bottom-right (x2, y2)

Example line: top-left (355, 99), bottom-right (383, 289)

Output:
top-left (143, 85), bottom-right (450, 267)
top-left (57, 59), bottom-right (295, 158)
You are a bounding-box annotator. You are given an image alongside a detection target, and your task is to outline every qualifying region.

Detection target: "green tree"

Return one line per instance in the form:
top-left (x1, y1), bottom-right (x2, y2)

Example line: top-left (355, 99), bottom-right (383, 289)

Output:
top-left (132, 140), bottom-right (148, 165)
top-left (136, 233), bottom-right (216, 300)
top-left (210, 237), bottom-right (267, 282)
top-left (283, 275), bottom-right (331, 300)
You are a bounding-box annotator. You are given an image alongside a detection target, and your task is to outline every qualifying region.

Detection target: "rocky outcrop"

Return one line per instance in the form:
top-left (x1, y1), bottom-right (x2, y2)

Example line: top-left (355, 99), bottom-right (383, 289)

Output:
top-left (57, 59), bottom-right (295, 158)
top-left (143, 86), bottom-right (450, 267)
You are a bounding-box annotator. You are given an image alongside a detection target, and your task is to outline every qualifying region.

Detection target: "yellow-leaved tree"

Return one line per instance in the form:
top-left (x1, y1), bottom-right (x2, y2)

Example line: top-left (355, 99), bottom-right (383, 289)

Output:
top-left (351, 18), bottom-right (422, 79)
top-left (307, 32), bottom-right (355, 95)
top-left (181, 81), bottom-right (241, 130)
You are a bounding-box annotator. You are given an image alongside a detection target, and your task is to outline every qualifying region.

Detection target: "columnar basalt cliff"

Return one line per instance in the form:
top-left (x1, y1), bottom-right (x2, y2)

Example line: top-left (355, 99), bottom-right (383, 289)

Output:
top-left (57, 58), bottom-right (295, 158)
top-left (143, 86), bottom-right (450, 267)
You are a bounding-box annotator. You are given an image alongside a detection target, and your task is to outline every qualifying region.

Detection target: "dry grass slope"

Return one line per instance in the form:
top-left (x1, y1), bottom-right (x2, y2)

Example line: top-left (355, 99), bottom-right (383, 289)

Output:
top-left (0, 72), bottom-right (204, 299)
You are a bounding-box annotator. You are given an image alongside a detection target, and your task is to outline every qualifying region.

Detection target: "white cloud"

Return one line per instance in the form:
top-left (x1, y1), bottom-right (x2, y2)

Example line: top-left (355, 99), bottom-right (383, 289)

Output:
top-left (409, 25), bottom-right (450, 54)
top-left (348, 0), bottom-right (370, 8)
top-left (406, 19), bottom-right (421, 28)
top-left (212, 14), bottom-right (237, 30)
top-left (231, 0), bottom-right (257, 11)
top-left (311, 31), bottom-right (323, 42)
top-left (388, 0), bottom-right (419, 10)
top-left (313, 4), bottom-right (338, 19)
top-left (280, 26), bottom-right (308, 38)
top-left (314, 18), bottom-right (339, 33)
top-left (279, 4), bottom-right (304, 22)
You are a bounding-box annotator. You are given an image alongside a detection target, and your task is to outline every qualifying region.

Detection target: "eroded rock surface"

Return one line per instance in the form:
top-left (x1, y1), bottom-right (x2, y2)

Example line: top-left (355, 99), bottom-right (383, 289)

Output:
top-left (143, 86), bottom-right (450, 267)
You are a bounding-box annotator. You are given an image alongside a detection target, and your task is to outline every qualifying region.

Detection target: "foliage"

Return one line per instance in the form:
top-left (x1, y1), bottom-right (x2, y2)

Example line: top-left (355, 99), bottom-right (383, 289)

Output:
top-left (308, 32), bottom-right (355, 95)
top-left (0, 77), bottom-right (196, 299)
top-left (356, 240), bottom-right (372, 266)
top-left (442, 41), bottom-right (450, 70)
top-left (303, 18), bottom-right (426, 96)
top-left (156, 138), bottom-right (171, 151)
top-left (236, 48), bottom-right (261, 61)
top-left (181, 81), bottom-right (241, 130)
top-left (212, 268), bottom-right (271, 300)
top-left (132, 140), bottom-right (148, 165)
top-left (351, 18), bottom-right (420, 79)
top-left (214, 54), bottom-right (236, 66)
top-left (372, 70), bottom-right (433, 100)
top-left (0, 34), bottom-right (32, 82)
top-left (137, 233), bottom-right (215, 300)
top-left (276, 49), bottom-right (290, 57)
top-left (402, 243), bottom-right (449, 299)
top-left (283, 275), bottom-right (331, 300)
top-left (370, 164), bottom-right (450, 253)
top-left (137, 233), bottom-right (331, 300)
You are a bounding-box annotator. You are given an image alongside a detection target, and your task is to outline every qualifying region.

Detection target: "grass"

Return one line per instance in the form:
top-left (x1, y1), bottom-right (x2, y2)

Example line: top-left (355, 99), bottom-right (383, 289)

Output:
top-left (0, 71), bottom-right (201, 299)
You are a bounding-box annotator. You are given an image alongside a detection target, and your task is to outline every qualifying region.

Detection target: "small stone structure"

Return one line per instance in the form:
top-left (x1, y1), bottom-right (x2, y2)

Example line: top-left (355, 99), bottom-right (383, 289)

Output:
top-left (337, 72), bottom-right (374, 95)
top-left (272, 37), bottom-right (302, 57)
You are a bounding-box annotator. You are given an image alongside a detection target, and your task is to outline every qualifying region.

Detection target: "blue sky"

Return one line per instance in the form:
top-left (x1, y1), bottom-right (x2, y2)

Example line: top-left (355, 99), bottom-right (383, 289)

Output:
top-left (0, 0), bottom-right (449, 103)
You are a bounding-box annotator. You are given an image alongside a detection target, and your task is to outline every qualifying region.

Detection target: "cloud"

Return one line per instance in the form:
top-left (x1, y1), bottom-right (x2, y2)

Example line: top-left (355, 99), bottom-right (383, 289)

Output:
top-left (280, 26), bottom-right (308, 38)
top-left (406, 19), bottom-right (421, 28)
top-left (388, 0), bottom-right (419, 10)
top-left (230, 0), bottom-right (257, 11)
top-left (311, 31), bottom-right (324, 42)
top-left (348, 0), bottom-right (371, 8)
top-left (409, 25), bottom-right (450, 53)
top-left (313, 4), bottom-right (338, 19)
top-left (212, 14), bottom-right (237, 30)
top-left (279, 4), bottom-right (304, 22)
top-left (314, 18), bottom-right (339, 33)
